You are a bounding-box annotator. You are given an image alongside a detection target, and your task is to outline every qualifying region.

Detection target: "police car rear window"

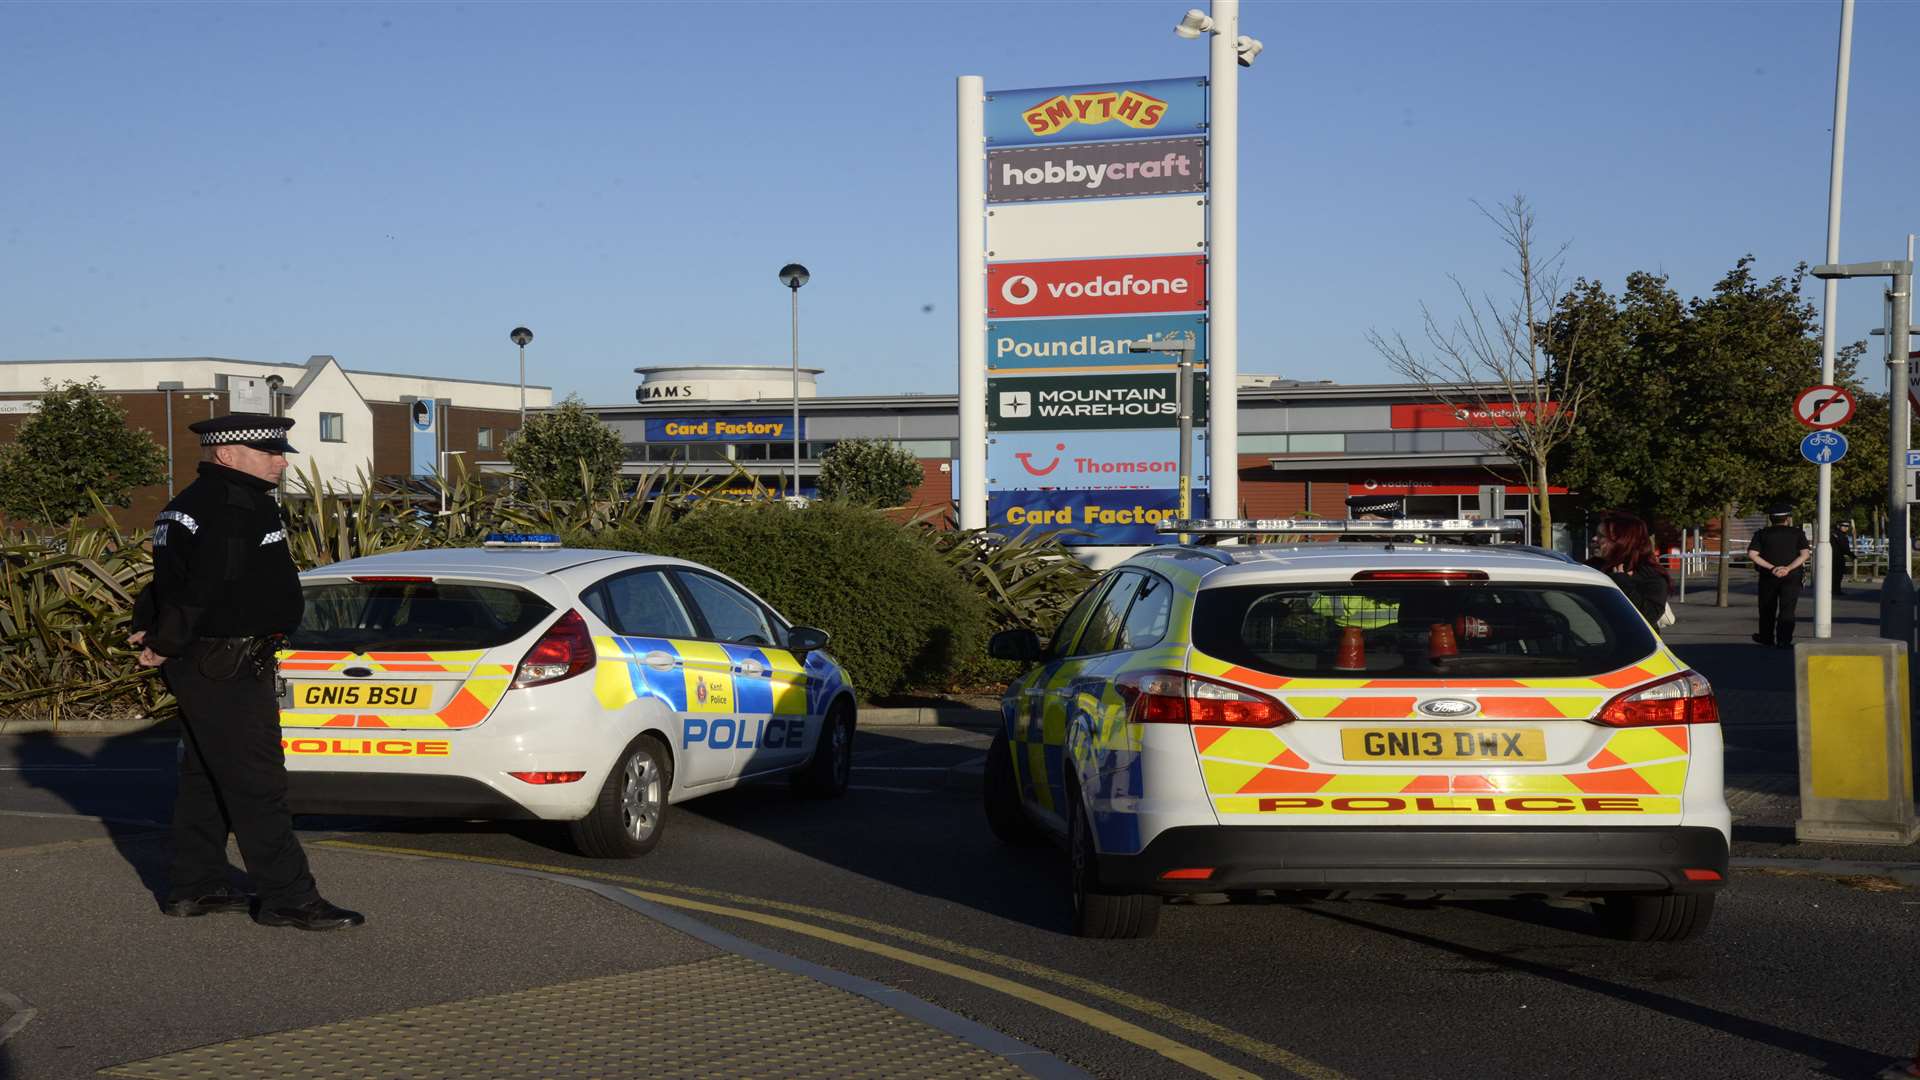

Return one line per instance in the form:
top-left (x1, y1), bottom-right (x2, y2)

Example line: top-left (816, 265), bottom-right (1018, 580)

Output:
top-left (290, 580), bottom-right (555, 653)
top-left (1191, 582), bottom-right (1656, 679)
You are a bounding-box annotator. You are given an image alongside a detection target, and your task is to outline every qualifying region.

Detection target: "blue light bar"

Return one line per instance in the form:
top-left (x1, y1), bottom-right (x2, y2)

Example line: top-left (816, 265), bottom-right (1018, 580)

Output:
top-left (482, 532), bottom-right (563, 549)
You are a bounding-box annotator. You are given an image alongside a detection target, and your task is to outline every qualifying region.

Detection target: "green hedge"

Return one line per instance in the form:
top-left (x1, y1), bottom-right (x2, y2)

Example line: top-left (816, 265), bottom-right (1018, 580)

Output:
top-left (590, 501), bottom-right (989, 700)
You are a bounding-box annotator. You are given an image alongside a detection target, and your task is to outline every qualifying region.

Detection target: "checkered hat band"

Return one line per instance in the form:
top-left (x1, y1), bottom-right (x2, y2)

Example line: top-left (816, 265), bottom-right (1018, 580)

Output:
top-left (200, 428), bottom-right (284, 446)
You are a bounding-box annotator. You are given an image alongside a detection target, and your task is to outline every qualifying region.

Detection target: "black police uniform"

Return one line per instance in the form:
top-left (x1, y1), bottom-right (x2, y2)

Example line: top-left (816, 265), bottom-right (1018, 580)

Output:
top-left (132, 414), bottom-right (361, 930)
top-left (1747, 508), bottom-right (1810, 647)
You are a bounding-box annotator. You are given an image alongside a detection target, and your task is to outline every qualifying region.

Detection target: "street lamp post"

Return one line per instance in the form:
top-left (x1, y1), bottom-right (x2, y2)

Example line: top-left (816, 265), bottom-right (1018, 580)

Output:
top-left (1175, 2), bottom-right (1261, 524)
top-left (510, 327), bottom-right (533, 431)
top-left (1812, 259), bottom-right (1915, 651)
top-left (778, 263), bottom-right (810, 500)
top-left (1129, 334), bottom-right (1199, 533)
top-left (1813, 0), bottom-right (1856, 640)
top-left (438, 450), bottom-right (467, 515)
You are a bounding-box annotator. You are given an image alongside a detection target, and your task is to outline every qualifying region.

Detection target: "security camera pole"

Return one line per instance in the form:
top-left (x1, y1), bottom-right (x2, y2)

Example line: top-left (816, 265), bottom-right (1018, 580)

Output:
top-left (779, 263), bottom-right (811, 500)
top-left (1811, 259), bottom-right (1915, 650)
top-left (1176, 1), bottom-right (1260, 522)
top-left (510, 327), bottom-right (533, 430)
top-left (1131, 332), bottom-right (1198, 541)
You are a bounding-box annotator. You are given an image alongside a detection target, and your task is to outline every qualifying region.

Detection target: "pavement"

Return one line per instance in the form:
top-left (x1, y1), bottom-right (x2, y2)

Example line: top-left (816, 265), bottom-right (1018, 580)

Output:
top-left (0, 800), bottom-right (1078, 1080)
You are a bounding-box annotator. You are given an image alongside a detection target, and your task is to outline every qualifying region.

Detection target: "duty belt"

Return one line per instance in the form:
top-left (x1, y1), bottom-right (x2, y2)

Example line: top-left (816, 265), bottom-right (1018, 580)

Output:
top-left (190, 634), bottom-right (287, 681)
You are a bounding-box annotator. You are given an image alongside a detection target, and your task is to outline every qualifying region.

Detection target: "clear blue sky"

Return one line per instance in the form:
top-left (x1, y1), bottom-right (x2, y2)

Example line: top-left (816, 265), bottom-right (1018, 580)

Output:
top-left (5, 1), bottom-right (1916, 406)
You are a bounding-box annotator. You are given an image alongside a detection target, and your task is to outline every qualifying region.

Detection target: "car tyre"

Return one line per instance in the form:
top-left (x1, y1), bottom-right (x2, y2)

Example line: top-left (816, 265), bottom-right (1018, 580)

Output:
top-left (793, 700), bottom-right (854, 799)
top-left (1068, 783), bottom-right (1161, 939)
top-left (569, 734), bottom-right (671, 859)
top-left (1597, 892), bottom-right (1714, 942)
top-left (984, 729), bottom-right (1044, 846)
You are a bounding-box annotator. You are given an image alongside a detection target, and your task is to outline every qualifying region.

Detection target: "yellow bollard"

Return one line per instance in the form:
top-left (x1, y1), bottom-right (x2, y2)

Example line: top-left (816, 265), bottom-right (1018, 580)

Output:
top-left (1794, 639), bottom-right (1918, 845)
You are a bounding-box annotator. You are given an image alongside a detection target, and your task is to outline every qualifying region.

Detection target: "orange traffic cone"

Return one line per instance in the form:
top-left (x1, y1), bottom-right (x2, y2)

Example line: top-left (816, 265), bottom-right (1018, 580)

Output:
top-left (1429, 622), bottom-right (1459, 659)
top-left (1334, 626), bottom-right (1366, 671)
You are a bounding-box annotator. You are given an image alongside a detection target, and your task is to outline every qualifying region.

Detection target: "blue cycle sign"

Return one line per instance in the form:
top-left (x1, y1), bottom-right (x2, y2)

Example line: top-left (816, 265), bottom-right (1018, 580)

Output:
top-left (1800, 430), bottom-right (1848, 464)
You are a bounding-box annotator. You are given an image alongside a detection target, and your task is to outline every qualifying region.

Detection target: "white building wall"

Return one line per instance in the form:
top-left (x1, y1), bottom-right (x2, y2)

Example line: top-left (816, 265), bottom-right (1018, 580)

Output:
top-left (280, 359), bottom-right (376, 494)
top-left (346, 372), bottom-right (552, 411)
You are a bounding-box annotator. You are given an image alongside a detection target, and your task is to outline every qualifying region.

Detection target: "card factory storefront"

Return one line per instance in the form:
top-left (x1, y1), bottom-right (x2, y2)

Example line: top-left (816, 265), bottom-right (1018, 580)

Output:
top-left (592, 366), bottom-right (1572, 550)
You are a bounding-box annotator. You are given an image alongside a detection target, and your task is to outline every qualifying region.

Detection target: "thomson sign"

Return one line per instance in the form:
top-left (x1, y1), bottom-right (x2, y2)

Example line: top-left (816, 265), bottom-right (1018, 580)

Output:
top-left (988, 255), bottom-right (1206, 319)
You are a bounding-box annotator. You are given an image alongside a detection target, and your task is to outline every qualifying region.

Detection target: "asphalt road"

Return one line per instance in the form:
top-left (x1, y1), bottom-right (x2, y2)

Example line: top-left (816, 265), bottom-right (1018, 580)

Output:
top-left (4, 724), bottom-right (1915, 1080)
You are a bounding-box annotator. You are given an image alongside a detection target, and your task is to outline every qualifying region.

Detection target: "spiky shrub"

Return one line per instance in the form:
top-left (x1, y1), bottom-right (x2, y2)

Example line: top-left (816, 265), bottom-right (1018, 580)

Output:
top-left (0, 508), bottom-right (172, 728)
top-left (924, 521), bottom-right (1099, 689)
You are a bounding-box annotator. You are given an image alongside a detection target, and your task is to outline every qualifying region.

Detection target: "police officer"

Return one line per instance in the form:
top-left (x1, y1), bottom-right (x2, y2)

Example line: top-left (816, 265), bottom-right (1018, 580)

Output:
top-left (129, 414), bottom-right (364, 931)
top-left (1745, 501), bottom-right (1811, 649)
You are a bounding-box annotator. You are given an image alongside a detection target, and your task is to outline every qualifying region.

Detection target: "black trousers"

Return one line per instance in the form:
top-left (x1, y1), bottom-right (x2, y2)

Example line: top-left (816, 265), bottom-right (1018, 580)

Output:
top-left (1757, 572), bottom-right (1803, 645)
top-left (164, 647), bottom-right (317, 908)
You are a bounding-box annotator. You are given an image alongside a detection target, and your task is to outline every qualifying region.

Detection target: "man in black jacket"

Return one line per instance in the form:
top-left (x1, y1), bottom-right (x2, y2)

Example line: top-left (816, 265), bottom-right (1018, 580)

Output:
top-left (1746, 502), bottom-right (1811, 649)
top-left (129, 414), bottom-right (363, 931)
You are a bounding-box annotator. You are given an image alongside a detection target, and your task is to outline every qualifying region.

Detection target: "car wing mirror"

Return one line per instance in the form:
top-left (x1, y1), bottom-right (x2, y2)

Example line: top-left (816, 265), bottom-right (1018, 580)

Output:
top-left (988, 628), bottom-right (1043, 663)
top-left (787, 626), bottom-right (831, 654)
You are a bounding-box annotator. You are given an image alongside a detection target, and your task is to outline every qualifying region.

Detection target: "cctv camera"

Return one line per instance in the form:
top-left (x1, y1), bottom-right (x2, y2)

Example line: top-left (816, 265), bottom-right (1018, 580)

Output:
top-left (265, 374), bottom-right (284, 390)
top-left (1175, 9), bottom-right (1212, 38)
top-left (1236, 35), bottom-right (1264, 66)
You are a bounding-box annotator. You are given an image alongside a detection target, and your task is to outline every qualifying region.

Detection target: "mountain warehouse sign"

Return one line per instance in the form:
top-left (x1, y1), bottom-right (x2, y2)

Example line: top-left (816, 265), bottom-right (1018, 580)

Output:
top-left (988, 372), bottom-right (1209, 431)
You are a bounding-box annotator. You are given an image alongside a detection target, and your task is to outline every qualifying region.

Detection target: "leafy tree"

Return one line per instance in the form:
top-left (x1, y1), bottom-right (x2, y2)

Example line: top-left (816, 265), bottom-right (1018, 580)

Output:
top-left (1368, 195), bottom-right (1591, 546)
top-left (1547, 257), bottom-right (1849, 603)
top-left (1833, 384), bottom-right (1888, 527)
top-left (503, 395), bottom-right (625, 499)
top-left (816, 439), bottom-right (925, 506)
top-left (0, 379), bottom-right (166, 526)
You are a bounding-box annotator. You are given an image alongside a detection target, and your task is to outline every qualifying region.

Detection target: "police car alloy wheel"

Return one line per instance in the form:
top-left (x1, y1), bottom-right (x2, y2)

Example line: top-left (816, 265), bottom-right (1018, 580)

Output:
top-left (571, 735), bottom-right (673, 859)
top-left (793, 701), bottom-right (855, 799)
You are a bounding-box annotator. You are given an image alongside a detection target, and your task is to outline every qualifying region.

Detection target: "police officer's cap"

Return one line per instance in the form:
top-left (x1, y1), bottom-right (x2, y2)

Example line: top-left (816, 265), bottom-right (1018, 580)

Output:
top-left (1345, 493), bottom-right (1404, 519)
top-left (1765, 501), bottom-right (1794, 517)
top-left (189, 413), bottom-right (298, 454)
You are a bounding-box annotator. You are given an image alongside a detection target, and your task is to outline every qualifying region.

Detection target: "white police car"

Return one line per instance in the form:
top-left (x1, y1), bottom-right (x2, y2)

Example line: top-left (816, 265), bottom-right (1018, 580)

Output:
top-left (275, 535), bottom-right (855, 856)
top-left (984, 519), bottom-right (1729, 941)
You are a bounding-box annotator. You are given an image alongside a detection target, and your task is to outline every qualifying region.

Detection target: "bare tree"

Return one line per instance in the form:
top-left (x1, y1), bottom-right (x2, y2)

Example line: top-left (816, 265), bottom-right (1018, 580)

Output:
top-left (1366, 195), bottom-right (1589, 547)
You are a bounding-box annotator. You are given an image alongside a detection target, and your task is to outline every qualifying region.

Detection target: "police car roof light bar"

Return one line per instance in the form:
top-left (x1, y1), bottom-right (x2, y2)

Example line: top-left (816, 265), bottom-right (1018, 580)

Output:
top-left (483, 532), bottom-right (564, 549)
top-left (1158, 517), bottom-right (1526, 542)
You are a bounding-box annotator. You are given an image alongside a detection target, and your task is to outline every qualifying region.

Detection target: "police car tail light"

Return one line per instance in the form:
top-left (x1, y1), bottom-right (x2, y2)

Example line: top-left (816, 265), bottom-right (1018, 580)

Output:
top-left (1118, 671), bottom-right (1293, 728)
top-left (1350, 570), bottom-right (1489, 582)
top-left (513, 609), bottom-right (596, 688)
top-left (1594, 670), bottom-right (1719, 727)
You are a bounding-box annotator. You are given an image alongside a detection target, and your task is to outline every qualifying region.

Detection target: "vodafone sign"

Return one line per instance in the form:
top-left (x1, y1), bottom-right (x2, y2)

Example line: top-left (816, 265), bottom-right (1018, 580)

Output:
top-left (989, 256), bottom-right (1206, 318)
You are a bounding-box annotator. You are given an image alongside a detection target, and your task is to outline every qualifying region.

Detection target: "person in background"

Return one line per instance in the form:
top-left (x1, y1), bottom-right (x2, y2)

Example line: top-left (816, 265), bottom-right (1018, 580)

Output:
top-left (1831, 519), bottom-right (1855, 596)
top-left (1586, 512), bottom-right (1670, 627)
top-left (1746, 502), bottom-right (1810, 649)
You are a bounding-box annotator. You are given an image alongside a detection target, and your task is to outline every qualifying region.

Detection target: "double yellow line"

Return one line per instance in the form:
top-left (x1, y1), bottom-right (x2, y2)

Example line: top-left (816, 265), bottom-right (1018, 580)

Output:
top-left (320, 840), bottom-right (1345, 1080)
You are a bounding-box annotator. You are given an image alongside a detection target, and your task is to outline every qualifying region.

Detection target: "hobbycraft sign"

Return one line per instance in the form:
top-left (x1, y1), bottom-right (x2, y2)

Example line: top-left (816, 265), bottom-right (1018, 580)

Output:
top-left (988, 138), bottom-right (1207, 203)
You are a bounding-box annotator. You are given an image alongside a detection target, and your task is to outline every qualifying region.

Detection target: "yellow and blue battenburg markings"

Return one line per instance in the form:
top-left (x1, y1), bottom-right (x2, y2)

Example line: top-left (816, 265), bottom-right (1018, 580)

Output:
top-left (590, 635), bottom-right (839, 720)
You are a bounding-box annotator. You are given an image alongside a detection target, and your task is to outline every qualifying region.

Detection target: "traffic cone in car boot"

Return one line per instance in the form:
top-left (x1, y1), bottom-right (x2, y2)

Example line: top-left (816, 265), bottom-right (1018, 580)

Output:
top-left (1429, 622), bottom-right (1459, 660)
top-left (1334, 626), bottom-right (1366, 671)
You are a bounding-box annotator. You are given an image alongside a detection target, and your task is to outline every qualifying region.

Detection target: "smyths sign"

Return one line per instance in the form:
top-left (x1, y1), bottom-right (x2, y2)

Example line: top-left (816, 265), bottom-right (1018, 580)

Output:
top-left (988, 255), bottom-right (1206, 319)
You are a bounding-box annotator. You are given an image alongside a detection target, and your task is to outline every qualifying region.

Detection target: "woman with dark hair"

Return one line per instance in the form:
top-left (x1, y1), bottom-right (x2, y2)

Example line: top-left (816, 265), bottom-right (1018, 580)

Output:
top-left (1588, 512), bottom-right (1670, 627)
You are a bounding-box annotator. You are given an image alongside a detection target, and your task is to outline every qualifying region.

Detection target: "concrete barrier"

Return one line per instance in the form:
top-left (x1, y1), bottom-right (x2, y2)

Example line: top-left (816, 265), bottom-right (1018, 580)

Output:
top-left (1794, 638), bottom-right (1919, 845)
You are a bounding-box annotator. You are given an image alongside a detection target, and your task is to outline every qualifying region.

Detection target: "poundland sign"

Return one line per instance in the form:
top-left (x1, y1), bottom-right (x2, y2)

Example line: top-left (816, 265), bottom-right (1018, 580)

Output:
top-left (989, 372), bottom-right (1209, 431)
top-left (989, 138), bottom-right (1206, 203)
